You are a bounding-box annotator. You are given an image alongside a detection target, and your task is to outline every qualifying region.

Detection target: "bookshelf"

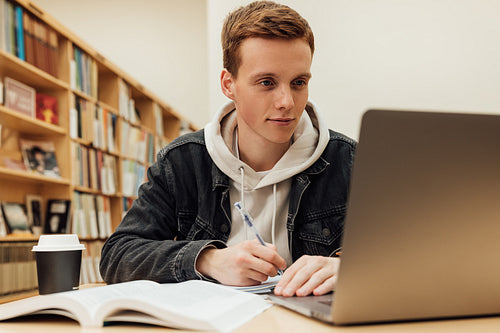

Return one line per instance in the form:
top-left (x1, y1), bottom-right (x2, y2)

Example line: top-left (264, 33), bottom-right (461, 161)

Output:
top-left (0, 0), bottom-right (196, 300)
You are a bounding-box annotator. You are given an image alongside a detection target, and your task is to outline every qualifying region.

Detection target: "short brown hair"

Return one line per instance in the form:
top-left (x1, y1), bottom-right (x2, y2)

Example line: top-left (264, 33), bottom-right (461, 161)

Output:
top-left (222, 1), bottom-right (314, 77)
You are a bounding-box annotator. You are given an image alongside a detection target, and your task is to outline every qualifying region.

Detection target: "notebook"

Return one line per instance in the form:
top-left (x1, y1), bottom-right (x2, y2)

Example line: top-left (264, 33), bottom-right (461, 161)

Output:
top-left (268, 109), bottom-right (500, 325)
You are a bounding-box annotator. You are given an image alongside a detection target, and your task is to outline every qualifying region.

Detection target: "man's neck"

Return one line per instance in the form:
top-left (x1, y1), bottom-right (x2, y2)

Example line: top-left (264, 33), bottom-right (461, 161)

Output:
top-left (237, 136), bottom-right (291, 172)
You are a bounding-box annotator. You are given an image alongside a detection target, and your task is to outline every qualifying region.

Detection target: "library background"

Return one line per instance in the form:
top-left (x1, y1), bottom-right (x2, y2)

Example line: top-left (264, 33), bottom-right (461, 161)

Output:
top-left (0, 0), bottom-right (196, 302)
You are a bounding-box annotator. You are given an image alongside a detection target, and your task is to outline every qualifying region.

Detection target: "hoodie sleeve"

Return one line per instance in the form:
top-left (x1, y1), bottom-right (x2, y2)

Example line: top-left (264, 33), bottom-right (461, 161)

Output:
top-left (99, 156), bottom-right (226, 284)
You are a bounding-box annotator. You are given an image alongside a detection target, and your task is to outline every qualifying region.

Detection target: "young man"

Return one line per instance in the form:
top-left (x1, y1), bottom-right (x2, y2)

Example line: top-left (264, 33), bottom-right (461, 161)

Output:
top-left (100, 1), bottom-right (355, 297)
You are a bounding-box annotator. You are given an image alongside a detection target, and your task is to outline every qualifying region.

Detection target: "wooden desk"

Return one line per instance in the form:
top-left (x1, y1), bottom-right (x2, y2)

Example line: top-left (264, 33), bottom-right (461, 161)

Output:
top-left (2, 305), bottom-right (500, 333)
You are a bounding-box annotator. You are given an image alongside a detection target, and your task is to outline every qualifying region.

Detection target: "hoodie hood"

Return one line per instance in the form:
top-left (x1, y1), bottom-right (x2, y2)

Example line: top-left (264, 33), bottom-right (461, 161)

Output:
top-left (205, 100), bottom-right (330, 189)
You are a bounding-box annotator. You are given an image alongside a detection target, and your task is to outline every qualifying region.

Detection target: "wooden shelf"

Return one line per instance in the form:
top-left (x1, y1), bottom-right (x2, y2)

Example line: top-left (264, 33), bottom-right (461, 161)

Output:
top-left (0, 50), bottom-right (68, 91)
top-left (0, 0), bottom-right (197, 295)
top-left (0, 166), bottom-right (71, 186)
top-left (0, 106), bottom-right (66, 136)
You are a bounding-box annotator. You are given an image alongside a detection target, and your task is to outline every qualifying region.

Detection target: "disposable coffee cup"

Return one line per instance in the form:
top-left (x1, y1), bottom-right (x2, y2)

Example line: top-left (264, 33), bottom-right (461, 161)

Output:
top-left (32, 234), bottom-right (85, 295)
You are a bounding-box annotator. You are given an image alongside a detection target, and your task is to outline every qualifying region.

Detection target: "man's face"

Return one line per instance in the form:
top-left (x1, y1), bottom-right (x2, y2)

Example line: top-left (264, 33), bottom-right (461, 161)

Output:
top-left (221, 37), bottom-right (312, 147)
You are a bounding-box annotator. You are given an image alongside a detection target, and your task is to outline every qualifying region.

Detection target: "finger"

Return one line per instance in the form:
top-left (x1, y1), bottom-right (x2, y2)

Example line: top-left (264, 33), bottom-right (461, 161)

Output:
top-left (295, 268), bottom-right (332, 296)
top-left (312, 275), bottom-right (337, 296)
top-left (249, 243), bottom-right (287, 273)
top-left (275, 256), bottom-right (339, 296)
top-left (274, 266), bottom-right (309, 296)
top-left (246, 268), bottom-right (271, 283)
top-left (246, 257), bottom-right (280, 280)
top-left (274, 257), bottom-right (307, 293)
top-left (235, 247), bottom-right (284, 278)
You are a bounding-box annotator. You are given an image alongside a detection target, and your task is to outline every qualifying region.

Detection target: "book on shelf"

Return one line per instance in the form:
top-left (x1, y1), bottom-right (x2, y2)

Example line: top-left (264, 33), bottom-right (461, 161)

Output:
top-left (70, 191), bottom-right (84, 236)
top-left (69, 107), bottom-right (78, 139)
top-left (71, 46), bottom-right (97, 98)
top-left (22, 10), bottom-right (35, 67)
top-left (92, 105), bottom-right (113, 151)
top-left (118, 79), bottom-right (130, 120)
top-left (72, 191), bottom-right (112, 239)
top-left (35, 93), bottom-right (58, 125)
top-left (71, 143), bottom-right (118, 194)
top-left (47, 26), bottom-right (58, 77)
top-left (84, 193), bottom-right (98, 238)
top-left (80, 240), bottom-right (104, 284)
top-left (128, 98), bottom-right (139, 125)
top-left (71, 142), bottom-right (86, 187)
top-left (120, 122), bottom-right (148, 162)
top-left (88, 147), bottom-right (98, 190)
top-left (2, 0), bottom-right (15, 56)
top-left (153, 103), bottom-right (164, 137)
top-left (4, 76), bottom-right (36, 118)
top-left (95, 195), bottom-right (111, 238)
top-left (72, 96), bottom-right (94, 142)
top-left (0, 0), bottom-right (6, 52)
top-left (19, 138), bottom-right (60, 178)
top-left (0, 202), bottom-right (30, 234)
top-left (101, 153), bottom-right (117, 195)
top-left (121, 159), bottom-right (145, 197)
top-left (34, 18), bottom-right (50, 74)
top-left (25, 194), bottom-right (43, 235)
top-left (0, 241), bottom-right (38, 296)
top-left (13, 4), bottom-right (24, 60)
top-left (44, 199), bottom-right (71, 234)
top-left (0, 209), bottom-right (7, 236)
top-left (0, 280), bottom-right (271, 331)
top-left (0, 3), bottom-right (58, 76)
top-left (147, 132), bottom-right (155, 163)
top-left (106, 111), bottom-right (117, 153)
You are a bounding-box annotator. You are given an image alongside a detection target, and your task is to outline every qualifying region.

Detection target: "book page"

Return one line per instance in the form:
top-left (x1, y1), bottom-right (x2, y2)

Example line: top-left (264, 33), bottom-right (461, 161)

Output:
top-left (99, 280), bottom-right (271, 332)
top-left (0, 280), bottom-right (269, 331)
top-left (0, 280), bottom-right (160, 327)
top-left (56, 280), bottom-right (158, 320)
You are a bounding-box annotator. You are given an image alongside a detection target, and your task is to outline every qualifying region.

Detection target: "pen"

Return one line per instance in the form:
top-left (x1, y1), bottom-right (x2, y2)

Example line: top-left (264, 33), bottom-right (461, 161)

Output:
top-left (234, 201), bottom-right (284, 275)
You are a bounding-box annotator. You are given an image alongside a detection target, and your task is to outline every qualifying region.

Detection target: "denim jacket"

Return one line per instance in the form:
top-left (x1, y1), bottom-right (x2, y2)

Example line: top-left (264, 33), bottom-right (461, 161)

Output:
top-left (100, 129), bottom-right (356, 284)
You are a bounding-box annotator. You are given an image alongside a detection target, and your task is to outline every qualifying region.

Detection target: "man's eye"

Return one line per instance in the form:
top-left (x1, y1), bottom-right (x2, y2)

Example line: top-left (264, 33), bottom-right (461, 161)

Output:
top-left (293, 80), bottom-right (307, 86)
top-left (260, 80), bottom-right (273, 87)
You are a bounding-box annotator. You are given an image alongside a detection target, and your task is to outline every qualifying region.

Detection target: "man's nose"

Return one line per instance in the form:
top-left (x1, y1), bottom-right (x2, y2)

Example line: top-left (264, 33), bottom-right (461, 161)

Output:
top-left (275, 85), bottom-right (294, 110)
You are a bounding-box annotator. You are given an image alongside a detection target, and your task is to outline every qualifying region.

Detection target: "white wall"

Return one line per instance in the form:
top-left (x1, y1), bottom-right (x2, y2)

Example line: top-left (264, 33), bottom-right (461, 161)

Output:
top-left (35, 0), bottom-right (209, 129)
top-left (208, 0), bottom-right (500, 139)
top-left (36, 0), bottom-right (500, 139)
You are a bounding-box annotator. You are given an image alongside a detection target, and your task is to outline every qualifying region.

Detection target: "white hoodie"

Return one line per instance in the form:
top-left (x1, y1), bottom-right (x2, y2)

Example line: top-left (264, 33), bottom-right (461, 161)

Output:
top-left (204, 101), bottom-right (330, 265)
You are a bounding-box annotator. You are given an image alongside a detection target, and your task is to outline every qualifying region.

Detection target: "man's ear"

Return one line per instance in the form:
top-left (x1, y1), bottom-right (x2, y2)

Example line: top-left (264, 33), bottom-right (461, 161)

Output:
top-left (220, 69), bottom-right (235, 100)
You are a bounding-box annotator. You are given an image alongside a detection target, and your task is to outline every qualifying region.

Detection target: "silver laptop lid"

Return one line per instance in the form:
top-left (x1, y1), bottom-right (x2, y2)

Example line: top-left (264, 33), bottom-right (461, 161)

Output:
top-left (332, 109), bottom-right (500, 325)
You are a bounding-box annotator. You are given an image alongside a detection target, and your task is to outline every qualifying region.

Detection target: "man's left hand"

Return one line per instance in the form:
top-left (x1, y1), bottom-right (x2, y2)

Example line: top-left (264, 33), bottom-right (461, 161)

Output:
top-left (273, 255), bottom-right (340, 296)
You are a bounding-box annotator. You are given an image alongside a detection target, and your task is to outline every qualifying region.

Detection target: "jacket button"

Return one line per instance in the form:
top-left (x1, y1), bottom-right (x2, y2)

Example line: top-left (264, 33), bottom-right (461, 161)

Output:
top-left (220, 224), bottom-right (229, 233)
top-left (322, 228), bottom-right (331, 237)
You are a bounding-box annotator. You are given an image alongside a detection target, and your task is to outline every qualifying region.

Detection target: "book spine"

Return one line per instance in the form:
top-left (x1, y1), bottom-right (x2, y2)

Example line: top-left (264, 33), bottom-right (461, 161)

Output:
top-left (47, 27), bottom-right (58, 77)
top-left (14, 5), bottom-right (24, 60)
top-left (0, 0), bottom-right (6, 51)
top-left (23, 11), bottom-right (35, 66)
top-left (5, 0), bottom-right (14, 55)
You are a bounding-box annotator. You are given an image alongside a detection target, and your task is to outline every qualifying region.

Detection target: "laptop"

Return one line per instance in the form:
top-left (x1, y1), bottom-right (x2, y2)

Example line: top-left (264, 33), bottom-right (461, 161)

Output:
top-left (268, 109), bottom-right (500, 325)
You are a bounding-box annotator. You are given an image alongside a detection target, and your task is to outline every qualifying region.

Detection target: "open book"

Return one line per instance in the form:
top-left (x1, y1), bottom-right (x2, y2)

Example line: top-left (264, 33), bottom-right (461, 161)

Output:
top-left (0, 280), bottom-right (271, 332)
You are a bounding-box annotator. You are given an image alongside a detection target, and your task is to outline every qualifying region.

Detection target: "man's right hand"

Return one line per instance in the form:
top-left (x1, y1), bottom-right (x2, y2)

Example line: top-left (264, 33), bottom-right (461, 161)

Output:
top-left (195, 239), bottom-right (287, 286)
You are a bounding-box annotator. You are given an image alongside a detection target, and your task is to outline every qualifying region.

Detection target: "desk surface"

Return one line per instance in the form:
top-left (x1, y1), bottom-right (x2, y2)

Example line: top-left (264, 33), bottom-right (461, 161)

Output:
top-left (2, 305), bottom-right (500, 333)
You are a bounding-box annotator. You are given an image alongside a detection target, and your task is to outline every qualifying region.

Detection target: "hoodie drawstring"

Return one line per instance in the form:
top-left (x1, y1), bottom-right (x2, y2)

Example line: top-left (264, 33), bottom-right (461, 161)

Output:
top-left (239, 167), bottom-right (247, 240)
top-left (239, 166), bottom-right (277, 246)
top-left (272, 183), bottom-right (277, 245)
